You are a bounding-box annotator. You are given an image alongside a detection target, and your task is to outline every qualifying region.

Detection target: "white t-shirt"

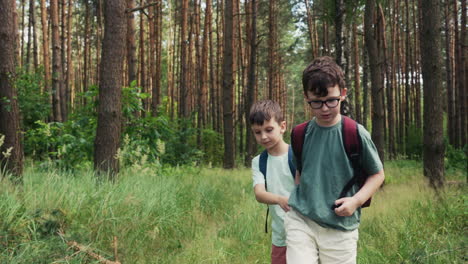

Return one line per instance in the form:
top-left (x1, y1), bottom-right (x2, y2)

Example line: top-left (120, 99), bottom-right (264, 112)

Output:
top-left (252, 150), bottom-right (295, 246)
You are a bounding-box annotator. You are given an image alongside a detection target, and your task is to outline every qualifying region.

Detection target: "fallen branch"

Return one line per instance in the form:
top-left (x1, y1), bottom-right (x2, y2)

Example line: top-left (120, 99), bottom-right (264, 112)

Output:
top-left (67, 241), bottom-right (121, 264)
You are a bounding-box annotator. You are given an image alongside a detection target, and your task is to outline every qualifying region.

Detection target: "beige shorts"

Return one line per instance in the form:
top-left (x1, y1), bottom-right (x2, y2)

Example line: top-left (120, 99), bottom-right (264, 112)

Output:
top-left (284, 208), bottom-right (359, 264)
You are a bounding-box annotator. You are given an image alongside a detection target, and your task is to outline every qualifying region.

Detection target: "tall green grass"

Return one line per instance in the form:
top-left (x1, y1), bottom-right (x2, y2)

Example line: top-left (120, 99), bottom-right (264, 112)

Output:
top-left (0, 160), bottom-right (465, 263)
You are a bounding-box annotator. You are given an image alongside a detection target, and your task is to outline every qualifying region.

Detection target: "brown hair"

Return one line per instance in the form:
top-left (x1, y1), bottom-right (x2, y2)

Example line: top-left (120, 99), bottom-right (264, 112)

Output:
top-left (302, 56), bottom-right (346, 97)
top-left (249, 100), bottom-right (284, 126)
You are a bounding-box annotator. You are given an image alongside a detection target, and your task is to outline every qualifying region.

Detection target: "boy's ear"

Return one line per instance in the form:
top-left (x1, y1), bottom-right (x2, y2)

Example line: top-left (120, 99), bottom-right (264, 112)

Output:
top-left (341, 88), bottom-right (348, 99)
top-left (280, 120), bottom-right (287, 132)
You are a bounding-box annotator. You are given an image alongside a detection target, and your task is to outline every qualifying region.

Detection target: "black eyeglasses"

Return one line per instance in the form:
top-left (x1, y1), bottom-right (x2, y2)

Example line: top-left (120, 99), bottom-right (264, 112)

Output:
top-left (307, 98), bottom-right (341, 109)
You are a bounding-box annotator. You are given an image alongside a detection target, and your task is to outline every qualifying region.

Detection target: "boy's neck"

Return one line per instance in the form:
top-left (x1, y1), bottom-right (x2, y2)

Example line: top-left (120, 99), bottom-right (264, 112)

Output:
top-left (266, 140), bottom-right (289, 156)
top-left (315, 113), bottom-right (342, 127)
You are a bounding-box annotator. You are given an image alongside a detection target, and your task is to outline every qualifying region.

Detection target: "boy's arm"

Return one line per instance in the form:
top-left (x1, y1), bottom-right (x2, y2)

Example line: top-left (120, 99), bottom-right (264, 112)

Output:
top-left (334, 169), bottom-right (385, 217)
top-left (254, 184), bottom-right (290, 212)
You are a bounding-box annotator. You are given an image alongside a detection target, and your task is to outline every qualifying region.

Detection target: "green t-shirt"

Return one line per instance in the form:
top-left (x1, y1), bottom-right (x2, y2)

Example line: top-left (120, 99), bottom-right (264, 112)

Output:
top-left (288, 117), bottom-right (383, 231)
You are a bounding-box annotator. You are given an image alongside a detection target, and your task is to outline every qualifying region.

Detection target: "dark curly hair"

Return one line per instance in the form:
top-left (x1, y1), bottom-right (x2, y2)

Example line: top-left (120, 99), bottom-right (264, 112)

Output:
top-left (302, 56), bottom-right (352, 116)
top-left (302, 56), bottom-right (346, 97)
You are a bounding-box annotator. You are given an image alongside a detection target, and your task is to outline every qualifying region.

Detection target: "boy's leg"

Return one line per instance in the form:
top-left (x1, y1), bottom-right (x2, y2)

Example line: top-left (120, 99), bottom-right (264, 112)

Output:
top-left (271, 244), bottom-right (286, 264)
top-left (317, 226), bottom-right (359, 264)
top-left (285, 209), bottom-right (320, 264)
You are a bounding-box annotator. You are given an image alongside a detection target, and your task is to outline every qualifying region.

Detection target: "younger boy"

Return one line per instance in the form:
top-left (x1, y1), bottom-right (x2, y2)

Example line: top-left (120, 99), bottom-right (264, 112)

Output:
top-left (285, 56), bottom-right (385, 264)
top-left (250, 100), bottom-right (296, 264)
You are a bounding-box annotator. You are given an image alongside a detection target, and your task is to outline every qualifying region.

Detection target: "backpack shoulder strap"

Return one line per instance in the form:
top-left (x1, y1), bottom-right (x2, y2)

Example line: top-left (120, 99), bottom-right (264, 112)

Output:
top-left (337, 116), bottom-right (372, 208)
top-left (291, 121), bottom-right (308, 172)
top-left (259, 150), bottom-right (268, 188)
top-left (258, 150), bottom-right (270, 233)
top-left (287, 145), bottom-right (296, 179)
top-left (342, 116), bottom-right (360, 159)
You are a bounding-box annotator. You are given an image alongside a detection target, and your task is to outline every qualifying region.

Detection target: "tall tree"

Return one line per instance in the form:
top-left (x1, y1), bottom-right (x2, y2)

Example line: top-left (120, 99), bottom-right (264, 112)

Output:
top-left (126, 0), bottom-right (137, 86)
top-left (352, 22), bottom-right (362, 124)
top-left (444, 0), bottom-right (455, 146)
top-left (199, 0), bottom-right (212, 132)
top-left (419, 0), bottom-right (445, 188)
top-left (179, 0), bottom-right (190, 118)
top-left (0, 0), bottom-right (23, 180)
top-left (152, 0), bottom-right (162, 113)
top-left (364, 0), bottom-right (385, 162)
top-left (40, 0), bottom-right (50, 95)
top-left (51, 0), bottom-right (63, 122)
top-left (66, 0), bottom-right (73, 109)
top-left (223, 0), bottom-right (235, 169)
top-left (335, 0), bottom-right (346, 68)
top-left (94, 0), bottom-right (127, 177)
top-left (244, 0), bottom-right (258, 166)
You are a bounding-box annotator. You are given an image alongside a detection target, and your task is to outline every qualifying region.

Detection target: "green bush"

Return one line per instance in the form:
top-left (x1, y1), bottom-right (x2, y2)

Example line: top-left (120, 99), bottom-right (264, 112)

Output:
top-left (445, 144), bottom-right (467, 172)
top-left (405, 124), bottom-right (423, 159)
top-left (16, 67), bottom-right (50, 130)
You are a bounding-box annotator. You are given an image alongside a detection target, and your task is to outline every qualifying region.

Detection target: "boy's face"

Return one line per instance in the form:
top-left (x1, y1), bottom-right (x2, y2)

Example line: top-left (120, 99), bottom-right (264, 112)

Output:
top-left (251, 117), bottom-right (286, 152)
top-left (305, 85), bottom-right (347, 127)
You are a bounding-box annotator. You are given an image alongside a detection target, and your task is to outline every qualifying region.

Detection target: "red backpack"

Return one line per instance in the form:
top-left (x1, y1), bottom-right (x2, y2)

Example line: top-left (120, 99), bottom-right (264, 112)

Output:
top-left (290, 116), bottom-right (371, 208)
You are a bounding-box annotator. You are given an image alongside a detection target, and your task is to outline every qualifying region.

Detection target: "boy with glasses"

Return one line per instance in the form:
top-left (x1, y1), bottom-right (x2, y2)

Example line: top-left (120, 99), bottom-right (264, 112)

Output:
top-left (285, 56), bottom-right (385, 264)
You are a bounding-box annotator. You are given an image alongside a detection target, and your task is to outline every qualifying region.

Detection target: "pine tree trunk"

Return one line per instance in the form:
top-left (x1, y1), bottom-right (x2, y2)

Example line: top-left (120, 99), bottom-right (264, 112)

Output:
top-left (223, 0), bottom-right (235, 169)
top-left (381, 4), bottom-right (396, 159)
top-left (362, 47), bottom-right (369, 128)
top-left (444, 0), bottom-right (455, 146)
top-left (139, 5), bottom-right (146, 112)
top-left (66, 0), bottom-right (74, 110)
top-left (459, 0), bottom-right (467, 147)
top-left (335, 0), bottom-right (345, 68)
top-left (94, 0), bottom-right (126, 177)
top-left (0, 0), bottom-right (23, 180)
top-left (404, 0), bottom-right (411, 144)
top-left (30, 0), bottom-right (38, 71)
top-left (420, 0), bottom-right (445, 188)
top-left (365, 0), bottom-right (385, 162)
top-left (179, 0), bottom-right (189, 118)
top-left (40, 0), bottom-right (50, 96)
top-left (126, 0), bottom-right (137, 86)
top-left (83, 0), bottom-right (90, 96)
top-left (60, 0), bottom-right (68, 121)
top-left (352, 23), bottom-right (362, 124)
top-left (51, 0), bottom-right (63, 122)
top-left (200, 0), bottom-right (212, 132)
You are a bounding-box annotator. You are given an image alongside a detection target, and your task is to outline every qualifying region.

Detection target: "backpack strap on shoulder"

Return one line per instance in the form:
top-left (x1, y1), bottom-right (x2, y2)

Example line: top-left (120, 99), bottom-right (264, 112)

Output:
top-left (259, 150), bottom-right (268, 189)
top-left (333, 116), bottom-right (371, 209)
top-left (287, 145), bottom-right (296, 179)
top-left (291, 121), bottom-right (308, 173)
top-left (258, 150), bottom-right (269, 233)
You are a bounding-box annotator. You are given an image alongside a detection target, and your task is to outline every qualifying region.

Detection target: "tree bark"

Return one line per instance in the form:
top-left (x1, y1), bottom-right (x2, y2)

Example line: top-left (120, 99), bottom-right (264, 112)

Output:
top-left (40, 0), bottom-right (50, 96)
top-left (244, 0), bottom-right (258, 167)
top-left (444, 0), bottom-right (455, 146)
top-left (94, 0), bottom-right (127, 177)
top-left (179, 0), bottom-right (190, 118)
top-left (51, 0), bottom-right (63, 122)
top-left (151, 1), bottom-right (162, 115)
top-left (126, 0), bottom-right (137, 86)
top-left (66, 0), bottom-right (74, 110)
top-left (419, 0), bottom-right (445, 188)
top-left (223, 0), bottom-right (235, 169)
top-left (0, 0), bottom-right (24, 180)
top-left (364, 0), bottom-right (385, 162)
top-left (335, 0), bottom-right (346, 68)
top-left (199, 0), bottom-right (212, 131)
top-left (352, 23), bottom-right (362, 124)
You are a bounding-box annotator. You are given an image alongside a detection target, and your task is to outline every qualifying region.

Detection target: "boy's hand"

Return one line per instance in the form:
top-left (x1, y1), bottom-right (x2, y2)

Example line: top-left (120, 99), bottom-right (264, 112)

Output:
top-left (333, 197), bottom-right (360, 217)
top-left (277, 196), bottom-right (291, 212)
